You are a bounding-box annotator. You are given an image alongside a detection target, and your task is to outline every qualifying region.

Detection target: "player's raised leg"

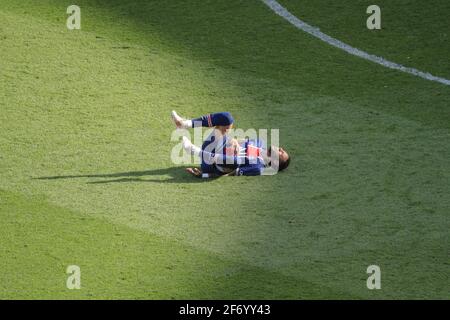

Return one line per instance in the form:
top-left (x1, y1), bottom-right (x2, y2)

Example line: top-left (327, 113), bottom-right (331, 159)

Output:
top-left (171, 111), bottom-right (234, 129)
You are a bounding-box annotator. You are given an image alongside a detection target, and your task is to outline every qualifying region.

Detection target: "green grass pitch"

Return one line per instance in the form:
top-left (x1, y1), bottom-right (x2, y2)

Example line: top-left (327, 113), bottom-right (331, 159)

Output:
top-left (0, 0), bottom-right (449, 299)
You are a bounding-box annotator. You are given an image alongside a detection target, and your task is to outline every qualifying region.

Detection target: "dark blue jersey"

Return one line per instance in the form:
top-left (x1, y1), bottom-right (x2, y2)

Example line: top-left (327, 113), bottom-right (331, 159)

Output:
top-left (233, 138), bottom-right (266, 176)
top-left (200, 136), bottom-right (266, 176)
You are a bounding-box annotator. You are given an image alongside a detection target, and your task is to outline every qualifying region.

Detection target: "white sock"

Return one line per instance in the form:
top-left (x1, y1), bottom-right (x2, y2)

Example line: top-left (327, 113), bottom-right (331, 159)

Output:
top-left (172, 110), bottom-right (192, 129)
top-left (182, 136), bottom-right (201, 156)
top-left (191, 144), bottom-right (201, 157)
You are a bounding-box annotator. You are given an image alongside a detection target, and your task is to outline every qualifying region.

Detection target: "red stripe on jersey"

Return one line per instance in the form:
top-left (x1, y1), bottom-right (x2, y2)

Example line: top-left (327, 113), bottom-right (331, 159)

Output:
top-left (246, 145), bottom-right (260, 158)
top-left (207, 114), bottom-right (212, 127)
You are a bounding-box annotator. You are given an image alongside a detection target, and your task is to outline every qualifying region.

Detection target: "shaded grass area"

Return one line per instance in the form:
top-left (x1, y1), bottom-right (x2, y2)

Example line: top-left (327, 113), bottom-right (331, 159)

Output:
top-left (0, 0), bottom-right (449, 299)
top-left (76, 0), bottom-right (450, 128)
top-left (0, 190), bottom-right (351, 299)
top-left (3, 0), bottom-right (450, 128)
top-left (278, 0), bottom-right (450, 79)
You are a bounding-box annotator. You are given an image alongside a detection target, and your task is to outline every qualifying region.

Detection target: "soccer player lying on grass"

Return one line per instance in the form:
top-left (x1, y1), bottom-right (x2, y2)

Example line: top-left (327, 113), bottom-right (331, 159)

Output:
top-left (171, 111), bottom-right (290, 177)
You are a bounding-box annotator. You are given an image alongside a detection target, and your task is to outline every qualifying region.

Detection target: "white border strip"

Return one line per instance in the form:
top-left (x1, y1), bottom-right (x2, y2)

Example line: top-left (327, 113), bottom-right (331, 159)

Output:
top-left (262, 0), bottom-right (450, 86)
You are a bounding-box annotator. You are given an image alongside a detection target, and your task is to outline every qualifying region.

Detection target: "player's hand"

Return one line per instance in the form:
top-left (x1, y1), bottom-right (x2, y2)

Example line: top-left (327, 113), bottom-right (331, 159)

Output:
top-left (185, 167), bottom-right (202, 177)
top-left (229, 138), bottom-right (240, 155)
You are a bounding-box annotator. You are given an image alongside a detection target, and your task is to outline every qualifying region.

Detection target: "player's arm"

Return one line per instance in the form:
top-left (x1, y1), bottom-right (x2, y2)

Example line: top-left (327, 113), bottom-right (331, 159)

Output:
top-left (182, 136), bottom-right (244, 166)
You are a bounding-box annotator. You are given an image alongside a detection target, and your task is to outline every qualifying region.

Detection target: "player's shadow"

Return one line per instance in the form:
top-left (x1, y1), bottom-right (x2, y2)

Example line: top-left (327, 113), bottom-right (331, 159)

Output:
top-left (35, 167), bottom-right (209, 184)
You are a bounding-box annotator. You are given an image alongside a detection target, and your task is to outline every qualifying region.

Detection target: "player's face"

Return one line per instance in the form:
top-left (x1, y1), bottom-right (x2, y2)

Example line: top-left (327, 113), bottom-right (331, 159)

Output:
top-left (269, 146), bottom-right (289, 162)
top-left (278, 147), bottom-right (289, 162)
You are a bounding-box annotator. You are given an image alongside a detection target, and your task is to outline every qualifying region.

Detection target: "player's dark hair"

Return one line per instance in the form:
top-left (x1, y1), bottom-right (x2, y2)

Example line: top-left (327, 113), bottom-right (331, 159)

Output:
top-left (279, 156), bottom-right (290, 172)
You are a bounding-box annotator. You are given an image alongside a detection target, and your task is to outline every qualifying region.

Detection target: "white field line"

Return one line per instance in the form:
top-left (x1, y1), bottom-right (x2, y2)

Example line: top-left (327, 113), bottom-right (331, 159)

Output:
top-left (261, 0), bottom-right (450, 86)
